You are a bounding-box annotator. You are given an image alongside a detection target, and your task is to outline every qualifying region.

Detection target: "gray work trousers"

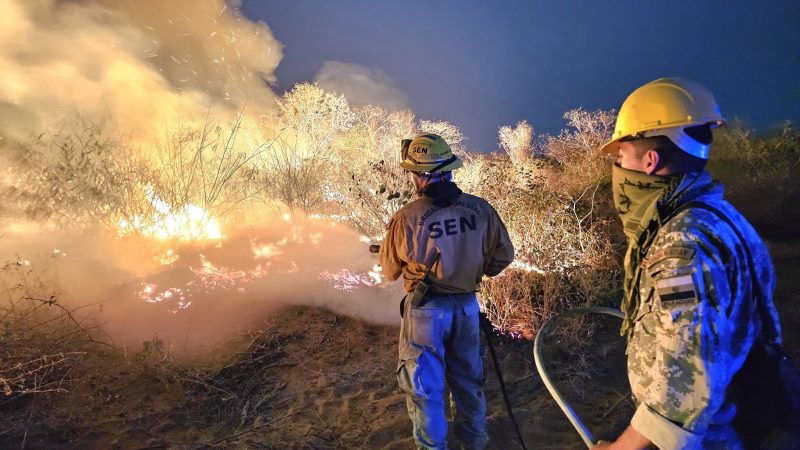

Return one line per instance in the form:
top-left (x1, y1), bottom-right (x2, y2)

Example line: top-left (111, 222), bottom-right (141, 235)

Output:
top-left (397, 292), bottom-right (488, 450)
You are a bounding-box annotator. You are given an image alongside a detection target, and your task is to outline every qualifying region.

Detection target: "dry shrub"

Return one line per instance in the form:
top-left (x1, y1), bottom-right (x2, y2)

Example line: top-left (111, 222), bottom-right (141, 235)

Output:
top-left (276, 82), bottom-right (355, 154)
top-left (331, 158), bottom-right (415, 240)
top-left (146, 113), bottom-right (274, 219)
top-left (454, 152), bottom-right (518, 205)
top-left (708, 121), bottom-right (800, 238)
top-left (262, 137), bottom-right (328, 213)
top-left (0, 261), bottom-right (98, 400)
top-left (0, 84), bottom-right (627, 348)
top-left (544, 108), bottom-right (616, 197)
top-left (475, 109), bottom-right (622, 339)
top-left (312, 101), bottom-right (469, 240)
top-left (2, 121), bottom-right (153, 229)
top-left (319, 106), bottom-right (417, 239)
top-left (480, 270), bottom-right (555, 339)
top-left (419, 119), bottom-right (467, 157)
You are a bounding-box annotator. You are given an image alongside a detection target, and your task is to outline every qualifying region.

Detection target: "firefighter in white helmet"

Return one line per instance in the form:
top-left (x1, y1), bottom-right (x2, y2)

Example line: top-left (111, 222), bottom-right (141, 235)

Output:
top-left (593, 78), bottom-right (788, 449)
top-left (380, 133), bottom-right (514, 449)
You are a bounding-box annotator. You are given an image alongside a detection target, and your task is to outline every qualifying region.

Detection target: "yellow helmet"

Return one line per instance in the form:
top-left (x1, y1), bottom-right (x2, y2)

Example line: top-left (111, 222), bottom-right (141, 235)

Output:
top-left (400, 133), bottom-right (463, 172)
top-left (601, 78), bottom-right (726, 159)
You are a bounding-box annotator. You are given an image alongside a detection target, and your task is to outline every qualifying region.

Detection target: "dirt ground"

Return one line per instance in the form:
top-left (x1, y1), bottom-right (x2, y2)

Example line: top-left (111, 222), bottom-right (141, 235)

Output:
top-left (1, 240), bottom-right (798, 450)
top-left (1, 305), bottom-right (608, 449)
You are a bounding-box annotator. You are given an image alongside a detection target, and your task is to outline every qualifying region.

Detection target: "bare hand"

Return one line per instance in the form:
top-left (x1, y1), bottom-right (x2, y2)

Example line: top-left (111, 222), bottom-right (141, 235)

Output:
top-left (591, 426), bottom-right (651, 450)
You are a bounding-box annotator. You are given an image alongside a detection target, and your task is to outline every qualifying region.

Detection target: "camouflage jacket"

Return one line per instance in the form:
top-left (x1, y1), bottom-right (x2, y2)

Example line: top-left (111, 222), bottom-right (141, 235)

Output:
top-left (626, 171), bottom-right (782, 449)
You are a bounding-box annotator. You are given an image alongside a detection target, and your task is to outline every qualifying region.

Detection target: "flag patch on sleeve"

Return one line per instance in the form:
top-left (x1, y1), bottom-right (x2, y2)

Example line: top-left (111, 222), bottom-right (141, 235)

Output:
top-left (656, 274), bottom-right (698, 303)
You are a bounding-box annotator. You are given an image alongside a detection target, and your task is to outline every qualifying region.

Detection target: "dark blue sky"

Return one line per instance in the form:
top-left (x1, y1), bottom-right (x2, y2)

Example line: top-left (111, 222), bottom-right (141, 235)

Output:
top-left (242, 1), bottom-right (800, 151)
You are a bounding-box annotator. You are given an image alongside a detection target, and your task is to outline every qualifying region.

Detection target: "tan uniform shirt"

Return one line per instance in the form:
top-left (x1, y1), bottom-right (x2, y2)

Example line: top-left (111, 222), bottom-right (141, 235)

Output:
top-left (380, 191), bottom-right (514, 293)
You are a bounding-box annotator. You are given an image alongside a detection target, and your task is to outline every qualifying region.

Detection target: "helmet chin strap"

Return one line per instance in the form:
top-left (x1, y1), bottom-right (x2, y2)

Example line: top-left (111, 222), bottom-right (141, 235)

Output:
top-left (412, 172), bottom-right (432, 195)
top-left (412, 171), bottom-right (451, 195)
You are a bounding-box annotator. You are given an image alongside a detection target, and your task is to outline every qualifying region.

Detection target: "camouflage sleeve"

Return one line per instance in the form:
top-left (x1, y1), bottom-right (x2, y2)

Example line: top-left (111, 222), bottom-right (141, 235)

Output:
top-left (380, 213), bottom-right (408, 281)
top-left (483, 204), bottom-right (515, 277)
top-left (628, 230), bottom-right (750, 449)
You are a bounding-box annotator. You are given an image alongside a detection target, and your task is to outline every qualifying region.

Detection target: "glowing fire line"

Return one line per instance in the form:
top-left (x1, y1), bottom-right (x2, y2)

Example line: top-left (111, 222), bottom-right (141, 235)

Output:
top-left (118, 188), bottom-right (222, 242)
top-left (131, 213), bottom-right (386, 310)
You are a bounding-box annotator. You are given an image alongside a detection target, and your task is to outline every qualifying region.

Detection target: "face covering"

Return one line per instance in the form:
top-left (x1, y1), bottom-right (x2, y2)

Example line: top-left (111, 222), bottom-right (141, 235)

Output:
top-left (413, 171), bottom-right (451, 195)
top-left (612, 163), bottom-right (677, 338)
top-left (612, 164), bottom-right (717, 338)
top-left (611, 164), bottom-right (673, 240)
top-left (415, 173), bottom-right (461, 207)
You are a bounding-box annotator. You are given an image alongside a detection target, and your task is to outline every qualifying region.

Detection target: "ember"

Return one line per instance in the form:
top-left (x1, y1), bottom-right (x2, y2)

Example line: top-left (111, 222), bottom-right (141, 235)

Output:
top-left (319, 268), bottom-right (381, 292)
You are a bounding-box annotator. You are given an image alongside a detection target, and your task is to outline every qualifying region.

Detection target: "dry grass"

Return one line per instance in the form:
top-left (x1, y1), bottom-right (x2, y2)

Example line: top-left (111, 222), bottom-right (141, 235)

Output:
top-left (0, 261), bottom-right (107, 401)
top-left (708, 121), bottom-right (800, 238)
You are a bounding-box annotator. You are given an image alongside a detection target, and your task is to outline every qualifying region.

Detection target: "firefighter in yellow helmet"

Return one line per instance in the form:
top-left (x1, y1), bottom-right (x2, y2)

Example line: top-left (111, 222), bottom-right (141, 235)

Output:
top-left (593, 78), bottom-right (788, 449)
top-left (380, 133), bottom-right (514, 449)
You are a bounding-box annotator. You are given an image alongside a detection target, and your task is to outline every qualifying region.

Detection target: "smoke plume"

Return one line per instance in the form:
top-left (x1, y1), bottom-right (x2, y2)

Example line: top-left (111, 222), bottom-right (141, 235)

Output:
top-left (0, 0), bottom-right (403, 357)
top-left (1, 214), bottom-right (400, 356)
top-left (0, 0), bottom-right (282, 145)
top-left (314, 60), bottom-right (410, 110)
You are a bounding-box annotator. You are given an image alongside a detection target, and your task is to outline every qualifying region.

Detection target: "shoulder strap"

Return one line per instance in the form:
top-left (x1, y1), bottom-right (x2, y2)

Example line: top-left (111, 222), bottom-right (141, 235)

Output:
top-left (423, 251), bottom-right (441, 280)
top-left (670, 201), bottom-right (777, 344)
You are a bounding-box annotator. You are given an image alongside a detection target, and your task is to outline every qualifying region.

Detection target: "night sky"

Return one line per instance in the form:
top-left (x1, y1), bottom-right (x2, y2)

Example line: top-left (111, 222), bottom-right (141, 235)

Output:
top-left (242, 1), bottom-right (800, 152)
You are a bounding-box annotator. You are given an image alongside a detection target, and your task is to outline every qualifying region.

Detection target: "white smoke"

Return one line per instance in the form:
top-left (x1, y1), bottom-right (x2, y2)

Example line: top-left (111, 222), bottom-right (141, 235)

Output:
top-left (0, 1), bottom-right (404, 356)
top-left (0, 214), bottom-right (400, 356)
top-left (0, 0), bottom-right (282, 145)
top-left (314, 60), bottom-right (409, 110)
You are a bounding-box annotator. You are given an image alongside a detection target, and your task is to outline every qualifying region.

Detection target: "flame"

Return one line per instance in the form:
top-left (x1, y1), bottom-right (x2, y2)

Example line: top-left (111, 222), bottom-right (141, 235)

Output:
top-left (136, 254), bottom-right (275, 312)
top-left (319, 263), bottom-right (383, 292)
top-left (190, 255), bottom-right (270, 292)
top-left (137, 283), bottom-right (191, 312)
top-left (118, 189), bottom-right (222, 241)
top-left (158, 249), bottom-right (179, 266)
top-left (124, 210), bottom-right (387, 312)
top-left (252, 242), bottom-right (283, 259)
top-left (319, 269), bottom-right (381, 292)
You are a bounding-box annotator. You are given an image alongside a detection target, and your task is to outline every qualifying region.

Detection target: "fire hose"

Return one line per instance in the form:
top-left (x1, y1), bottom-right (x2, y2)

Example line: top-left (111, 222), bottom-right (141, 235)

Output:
top-left (533, 306), bottom-right (624, 449)
top-left (482, 321), bottom-right (528, 450)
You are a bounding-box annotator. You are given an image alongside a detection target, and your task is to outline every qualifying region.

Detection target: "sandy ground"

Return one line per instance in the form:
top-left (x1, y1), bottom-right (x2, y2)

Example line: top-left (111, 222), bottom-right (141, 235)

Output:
top-left (0, 305), bottom-right (632, 449)
top-left (1, 240), bottom-right (798, 449)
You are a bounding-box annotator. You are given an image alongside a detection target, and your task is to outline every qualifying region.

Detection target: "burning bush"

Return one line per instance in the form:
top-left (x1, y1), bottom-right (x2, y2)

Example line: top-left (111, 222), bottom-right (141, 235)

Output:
top-left (4, 76), bottom-right (791, 346)
top-left (1, 114), bottom-right (276, 243)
